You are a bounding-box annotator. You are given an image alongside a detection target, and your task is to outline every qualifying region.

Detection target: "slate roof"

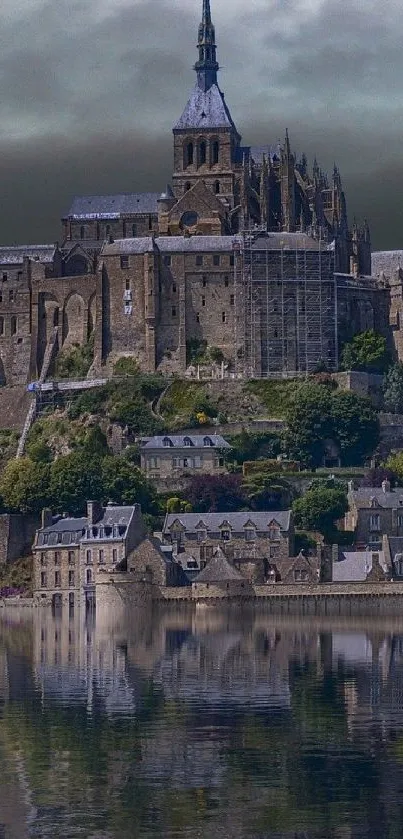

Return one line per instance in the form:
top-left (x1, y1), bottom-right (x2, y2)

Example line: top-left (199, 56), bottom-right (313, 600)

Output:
top-left (371, 251), bottom-right (403, 279)
top-left (101, 235), bottom-right (242, 256)
top-left (36, 517), bottom-right (87, 547)
top-left (388, 537), bottom-right (403, 559)
top-left (141, 434), bottom-right (230, 449)
top-left (195, 548), bottom-right (244, 582)
top-left (332, 550), bottom-right (387, 582)
top-left (249, 232), bottom-right (331, 252)
top-left (164, 511), bottom-right (291, 533)
top-left (65, 193), bottom-right (160, 220)
top-left (174, 83), bottom-right (237, 131)
top-left (350, 487), bottom-right (403, 509)
top-left (236, 145), bottom-right (282, 165)
top-left (0, 245), bottom-right (56, 265)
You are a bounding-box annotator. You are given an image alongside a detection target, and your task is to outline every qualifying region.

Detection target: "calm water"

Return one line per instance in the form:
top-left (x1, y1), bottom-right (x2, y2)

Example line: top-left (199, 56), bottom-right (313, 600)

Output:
top-left (2, 607), bottom-right (403, 838)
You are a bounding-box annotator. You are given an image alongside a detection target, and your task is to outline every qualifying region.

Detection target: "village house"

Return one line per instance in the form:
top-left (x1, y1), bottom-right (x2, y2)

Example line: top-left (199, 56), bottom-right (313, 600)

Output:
top-left (33, 501), bottom-right (146, 608)
top-left (265, 552), bottom-right (320, 585)
top-left (192, 547), bottom-right (253, 598)
top-left (346, 480), bottom-right (403, 549)
top-left (382, 535), bottom-right (403, 580)
top-left (140, 434), bottom-right (231, 480)
top-left (162, 510), bottom-right (294, 583)
top-left (332, 549), bottom-right (390, 583)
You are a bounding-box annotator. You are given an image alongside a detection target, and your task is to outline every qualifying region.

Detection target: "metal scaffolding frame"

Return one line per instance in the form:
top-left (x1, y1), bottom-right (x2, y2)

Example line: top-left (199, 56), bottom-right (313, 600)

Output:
top-left (233, 230), bottom-right (338, 378)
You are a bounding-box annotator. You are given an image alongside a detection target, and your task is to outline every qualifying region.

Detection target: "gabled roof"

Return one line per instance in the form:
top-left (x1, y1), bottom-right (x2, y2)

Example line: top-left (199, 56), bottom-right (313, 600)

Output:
top-left (0, 245), bottom-right (56, 265)
top-left (174, 83), bottom-right (238, 131)
top-left (332, 550), bottom-right (388, 582)
top-left (195, 548), bottom-right (243, 582)
top-left (351, 487), bottom-right (403, 509)
top-left (141, 434), bottom-right (230, 449)
top-left (65, 193), bottom-right (160, 220)
top-left (164, 511), bottom-right (291, 533)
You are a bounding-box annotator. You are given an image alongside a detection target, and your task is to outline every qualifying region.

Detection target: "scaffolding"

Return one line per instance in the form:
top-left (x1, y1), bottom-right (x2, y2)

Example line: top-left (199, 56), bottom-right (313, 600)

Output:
top-left (234, 230), bottom-right (338, 378)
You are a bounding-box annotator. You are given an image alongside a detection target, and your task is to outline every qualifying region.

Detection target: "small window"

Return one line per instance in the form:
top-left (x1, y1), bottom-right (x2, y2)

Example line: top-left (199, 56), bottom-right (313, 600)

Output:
top-left (148, 216), bottom-right (153, 231)
top-left (120, 255), bottom-right (129, 269)
top-left (105, 225), bottom-right (110, 236)
top-left (230, 294), bottom-right (234, 305)
top-left (0, 292), bottom-right (2, 303)
top-left (202, 296), bottom-right (206, 307)
top-left (221, 529), bottom-right (231, 541)
top-left (184, 437), bottom-right (192, 447)
top-left (69, 570), bottom-right (75, 587)
top-left (2, 273), bottom-right (7, 282)
top-left (163, 437), bottom-right (173, 447)
top-left (86, 568), bottom-right (93, 585)
top-left (0, 317), bottom-right (4, 336)
top-left (222, 311), bottom-right (226, 323)
top-left (40, 553), bottom-right (46, 566)
top-left (54, 551), bottom-right (60, 566)
top-left (132, 224), bottom-right (137, 237)
top-left (99, 549), bottom-right (104, 564)
top-left (369, 514), bottom-right (381, 531)
top-left (245, 529), bottom-right (256, 542)
top-left (9, 289), bottom-right (14, 303)
top-left (41, 572), bottom-right (47, 588)
top-left (186, 142), bottom-right (194, 166)
top-left (80, 226), bottom-right (85, 240)
top-left (125, 277), bottom-right (131, 291)
top-left (68, 551), bottom-right (75, 565)
top-left (112, 548), bottom-right (117, 563)
top-left (196, 255), bottom-right (203, 267)
top-left (212, 141), bottom-right (219, 165)
top-left (225, 276), bottom-right (229, 287)
top-left (230, 254), bottom-right (235, 267)
top-left (172, 306), bottom-right (176, 317)
top-left (164, 254), bottom-right (171, 267)
top-left (185, 182), bottom-right (191, 191)
top-left (213, 255), bottom-right (220, 266)
top-left (203, 437), bottom-right (213, 446)
top-left (55, 570), bottom-right (61, 587)
top-left (172, 283), bottom-right (177, 293)
top-left (17, 271), bottom-right (23, 281)
top-left (202, 276), bottom-right (207, 287)
top-left (86, 549), bottom-right (92, 565)
top-left (199, 141), bottom-right (207, 165)
top-left (214, 181), bottom-right (220, 194)
top-left (196, 313), bottom-right (200, 323)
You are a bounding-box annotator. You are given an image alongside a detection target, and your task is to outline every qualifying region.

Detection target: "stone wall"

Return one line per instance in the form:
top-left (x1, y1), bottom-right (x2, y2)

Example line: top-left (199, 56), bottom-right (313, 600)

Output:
top-left (0, 513), bottom-right (38, 566)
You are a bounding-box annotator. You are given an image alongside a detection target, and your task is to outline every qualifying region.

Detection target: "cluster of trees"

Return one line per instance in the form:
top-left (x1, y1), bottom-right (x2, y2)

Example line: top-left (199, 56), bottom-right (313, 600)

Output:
top-left (340, 330), bottom-right (390, 373)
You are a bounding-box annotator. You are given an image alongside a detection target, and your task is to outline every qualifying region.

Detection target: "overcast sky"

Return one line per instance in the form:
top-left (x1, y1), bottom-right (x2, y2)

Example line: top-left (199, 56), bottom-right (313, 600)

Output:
top-left (1, 0), bottom-right (402, 249)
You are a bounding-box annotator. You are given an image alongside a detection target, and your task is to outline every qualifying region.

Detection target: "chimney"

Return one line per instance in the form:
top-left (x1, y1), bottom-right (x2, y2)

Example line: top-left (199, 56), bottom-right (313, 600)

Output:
top-left (41, 508), bottom-right (53, 529)
top-left (382, 479), bottom-right (391, 494)
top-left (347, 480), bottom-right (354, 492)
top-left (87, 500), bottom-right (103, 525)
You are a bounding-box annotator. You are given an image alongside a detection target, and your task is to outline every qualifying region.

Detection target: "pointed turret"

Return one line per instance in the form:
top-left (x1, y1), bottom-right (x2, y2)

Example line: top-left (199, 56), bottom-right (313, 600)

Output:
top-left (195, 0), bottom-right (219, 92)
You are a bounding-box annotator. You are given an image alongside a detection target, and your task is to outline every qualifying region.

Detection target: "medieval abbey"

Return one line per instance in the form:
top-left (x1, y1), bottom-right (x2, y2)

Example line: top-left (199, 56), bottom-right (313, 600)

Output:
top-left (0, 0), bottom-right (400, 386)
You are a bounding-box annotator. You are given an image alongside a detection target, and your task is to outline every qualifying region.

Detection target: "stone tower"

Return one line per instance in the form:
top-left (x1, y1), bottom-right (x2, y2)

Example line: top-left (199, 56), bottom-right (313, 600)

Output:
top-left (172, 0), bottom-right (241, 219)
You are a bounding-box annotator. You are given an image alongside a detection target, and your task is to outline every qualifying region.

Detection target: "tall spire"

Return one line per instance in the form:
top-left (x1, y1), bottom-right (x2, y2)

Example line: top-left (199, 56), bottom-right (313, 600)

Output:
top-left (195, 0), bottom-right (219, 92)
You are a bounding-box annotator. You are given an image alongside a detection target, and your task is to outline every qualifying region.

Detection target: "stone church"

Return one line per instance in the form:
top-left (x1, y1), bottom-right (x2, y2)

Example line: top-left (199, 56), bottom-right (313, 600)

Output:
top-left (0, 0), bottom-right (397, 386)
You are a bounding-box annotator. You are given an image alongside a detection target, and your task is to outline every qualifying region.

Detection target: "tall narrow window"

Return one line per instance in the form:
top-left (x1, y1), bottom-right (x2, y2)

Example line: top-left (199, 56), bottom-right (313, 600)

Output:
top-left (214, 180), bottom-right (220, 194)
top-left (199, 141), bottom-right (207, 166)
top-left (132, 223), bottom-right (137, 237)
top-left (80, 226), bottom-right (85, 240)
top-left (186, 142), bottom-right (194, 166)
top-left (0, 317), bottom-right (4, 336)
top-left (185, 182), bottom-right (191, 191)
top-left (222, 311), bottom-right (226, 323)
top-left (212, 141), bottom-right (219, 165)
top-left (105, 224), bottom-right (110, 236)
top-left (10, 316), bottom-right (17, 336)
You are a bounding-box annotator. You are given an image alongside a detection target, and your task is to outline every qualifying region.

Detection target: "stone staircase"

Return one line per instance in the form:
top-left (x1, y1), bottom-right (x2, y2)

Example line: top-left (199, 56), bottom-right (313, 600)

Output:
top-left (16, 328), bottom-right (59, 458)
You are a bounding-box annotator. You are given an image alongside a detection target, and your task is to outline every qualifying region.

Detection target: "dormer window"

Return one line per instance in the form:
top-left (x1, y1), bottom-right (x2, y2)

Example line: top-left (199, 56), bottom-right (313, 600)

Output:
top-left (245, 528), bottom-right (256, 542)
top-left (268, 526), bottom-right (280, 541)
top-left (197, 529), bottom-right (207, 543)
top-left (221, 529), bottom-right (231, 541)
top-left (203, 436), bottom-right (213, 447)
top-left (183, 437), bottom-right (193, 447)
top-left (163, 437), bottom-right (173, 447)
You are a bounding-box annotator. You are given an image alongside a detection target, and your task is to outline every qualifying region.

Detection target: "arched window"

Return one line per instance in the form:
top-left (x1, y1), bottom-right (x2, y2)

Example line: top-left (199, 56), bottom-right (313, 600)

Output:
top-left (199, 141), bottom-right (207, 166)
top-left (80, 226), bottom-right (85, 240)
top-left (214, 180), bottom-right (220, 194)
top-left (10, 316), bottom-right (17, 336)
top-left (186, 142), bottom-right (194, 167)
top-left (212, 141), bottom-right (219, 165)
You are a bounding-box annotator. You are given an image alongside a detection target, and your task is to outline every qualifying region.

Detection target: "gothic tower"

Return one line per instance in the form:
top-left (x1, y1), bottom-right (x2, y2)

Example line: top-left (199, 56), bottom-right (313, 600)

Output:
top-left (172, 0), bottom-right (241, 216)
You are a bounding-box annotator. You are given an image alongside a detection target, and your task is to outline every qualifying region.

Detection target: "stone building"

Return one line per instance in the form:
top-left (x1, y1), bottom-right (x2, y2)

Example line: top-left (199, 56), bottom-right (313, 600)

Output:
top-left (332, 549), bottom-right (390, 582)
top-left (140, 433), bottom-right (230, 479)
top-left (162, 510), bottom-right (293, 582)
top-left (346, 480), bottom-right (403, 549)
top-left (192, 548), bottom-right (253, 599)
top-left (0, 0), bottom-right (399, 387)
top-left (33, 501), bottom-right (146, 608)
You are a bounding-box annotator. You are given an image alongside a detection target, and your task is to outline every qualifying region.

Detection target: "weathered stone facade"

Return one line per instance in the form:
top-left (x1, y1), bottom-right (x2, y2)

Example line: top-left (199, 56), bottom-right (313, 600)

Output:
top-left (140, 433), bottom-right (230, 480)
top-left (0, 0), bottom-right (400, 387)
top-left (345, 481), bottom-right (403, 549)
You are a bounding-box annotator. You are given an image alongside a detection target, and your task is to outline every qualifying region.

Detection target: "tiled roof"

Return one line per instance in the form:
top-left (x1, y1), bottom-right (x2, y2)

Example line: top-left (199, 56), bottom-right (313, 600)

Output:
top-left (65, 193), bottom-right (160, 220)
top-left (371, 251), bottom-right (403, 278)
top-left (332, 550), bottom-right (387, 582)
top-left (174, 83), bottom-right (237, 130)
top-left (0, 245), bottom-right (56, 265)
top-left (141, 434), bottom-right (230, 450)
top-left (195, 548), bottom-right (243, 582)
top-left (351, 487), bottom-right (403, 509)
top-left (164, 510), bottom-right (291, 533)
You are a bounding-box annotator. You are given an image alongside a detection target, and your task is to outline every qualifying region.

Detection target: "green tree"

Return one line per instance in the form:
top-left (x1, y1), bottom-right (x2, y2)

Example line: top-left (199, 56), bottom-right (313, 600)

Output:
top-left (383, 363), bottom-right (403, 413)
top-left (340, 330), bottom-right (390, 373)
top-left (49, 452), bottom-right (103, 515)
top-left (0, 457), bottom-right (51, 513)
top-left (101, 455), bottom-right (157, 512)
top-left (292, 484), bottom-right (348, 541)
top-left (284, 383), bottom-right (379, 467)
top-left (386, 452), bottom-right (403, 483)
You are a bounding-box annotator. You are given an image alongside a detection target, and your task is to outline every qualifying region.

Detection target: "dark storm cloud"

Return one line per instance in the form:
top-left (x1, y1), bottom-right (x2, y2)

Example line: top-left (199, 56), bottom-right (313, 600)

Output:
top-left (0, 0), bottom-right (402, 248)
